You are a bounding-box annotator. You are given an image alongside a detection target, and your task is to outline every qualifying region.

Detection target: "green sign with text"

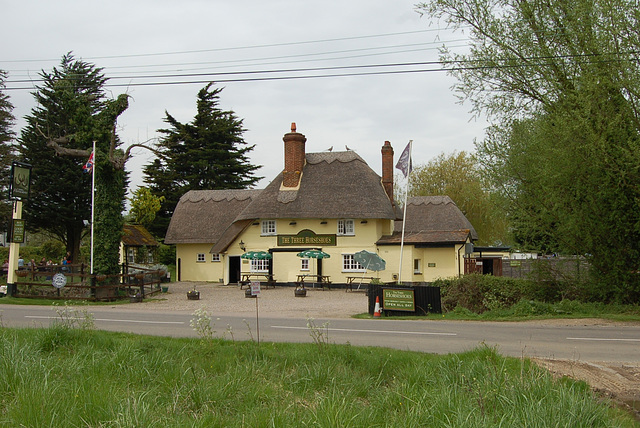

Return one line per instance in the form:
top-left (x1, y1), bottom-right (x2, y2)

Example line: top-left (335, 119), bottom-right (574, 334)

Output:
top-left (12, 219), bottom-right (25, 244)
top-left (382, 288), bottom-right (415, 311)
top-left (278, 229), bottom-right (336, 246)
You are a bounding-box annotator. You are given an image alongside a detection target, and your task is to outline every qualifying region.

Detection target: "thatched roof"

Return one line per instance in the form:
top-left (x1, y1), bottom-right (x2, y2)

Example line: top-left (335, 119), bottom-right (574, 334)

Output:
top-left (164, 189), bottom-right (261, 244)
top-left (122, 224), bottom-right (159, 247)
top-left (377, 230), bottom-right (472, 245)
top-left (236, 151), bottom-right (396, 220)
top-left (377, 196), bottom-right (478, 245)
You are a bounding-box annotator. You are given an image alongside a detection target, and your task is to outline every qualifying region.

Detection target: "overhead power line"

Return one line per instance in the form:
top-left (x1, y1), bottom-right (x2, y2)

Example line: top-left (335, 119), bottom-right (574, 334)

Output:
top-left (0, 29), bottom-right (446, 65)
top-left (4, 49), bottom-right (638, 91)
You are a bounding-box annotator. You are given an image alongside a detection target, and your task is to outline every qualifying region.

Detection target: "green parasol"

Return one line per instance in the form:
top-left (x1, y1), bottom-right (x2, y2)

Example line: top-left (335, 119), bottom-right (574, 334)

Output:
top-left (240, 251), bottom-right (272, 260)
top-left (296, 249), bottom-right (330, 259)
top-left (353, 250), bottom-right (385, 271)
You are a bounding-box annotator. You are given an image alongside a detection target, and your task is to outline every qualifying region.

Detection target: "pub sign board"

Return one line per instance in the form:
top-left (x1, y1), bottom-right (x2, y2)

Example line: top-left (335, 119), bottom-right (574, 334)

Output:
top-left (382, 288), bottom-right (415, 312)
top-left (9, 162), bottom-right (32, 200)
top-left (11, 219), bottom-right (25, 244)
top-left (278, 229), bottom-right (336, 246)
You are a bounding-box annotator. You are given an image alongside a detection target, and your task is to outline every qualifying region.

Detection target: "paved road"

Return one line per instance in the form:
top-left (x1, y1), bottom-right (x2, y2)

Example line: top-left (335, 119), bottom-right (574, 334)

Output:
top-left (1, 304), bottom-right (639, 362)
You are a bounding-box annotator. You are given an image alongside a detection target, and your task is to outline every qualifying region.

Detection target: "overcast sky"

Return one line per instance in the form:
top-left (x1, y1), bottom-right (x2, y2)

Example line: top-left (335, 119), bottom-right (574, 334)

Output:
top-left (2, 0), bottom-right (488, 198)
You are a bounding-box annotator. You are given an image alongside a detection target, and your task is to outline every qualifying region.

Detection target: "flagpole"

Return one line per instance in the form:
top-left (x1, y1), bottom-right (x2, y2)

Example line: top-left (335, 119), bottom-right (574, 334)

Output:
top-left (397, 140), bottom-right (412, 284)
top-left (90, 141), bottom-right (95, 275)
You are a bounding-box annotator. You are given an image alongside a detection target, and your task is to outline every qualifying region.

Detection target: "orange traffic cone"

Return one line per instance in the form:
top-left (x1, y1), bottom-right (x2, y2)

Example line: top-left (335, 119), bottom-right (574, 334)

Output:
top-left (373, 296), bottom-right (381, 317)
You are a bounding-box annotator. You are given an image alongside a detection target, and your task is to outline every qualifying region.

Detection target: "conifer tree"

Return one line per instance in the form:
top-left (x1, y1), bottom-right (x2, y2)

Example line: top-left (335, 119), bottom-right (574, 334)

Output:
top-left (144, 83), bottom-right (261, 238)
top-left (0, 71), bottom-right (16, 234)
top-left (19, 54), bottom-right (149, 275)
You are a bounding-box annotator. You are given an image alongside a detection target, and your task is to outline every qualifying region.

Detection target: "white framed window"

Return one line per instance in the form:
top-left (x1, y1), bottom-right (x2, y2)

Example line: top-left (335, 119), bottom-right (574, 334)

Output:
top-left (251, 259), bottom-right (269, 272)
top-left (337, 219), bottom-right (355, 236)
top-left (127, 248), bottom-right (135, 263)
top-left (342, 254), bottom-right (365, 272)
top-left (261, 220), bottom-right (277, 236)
top-left (211, 253), bottom-right (221, 262)
top-left (147, 251), bottom-right (154, 263)
top-left (414, 259), bottom-right (422, 274)
top-left (300, 258), bottom-right (309, 271)
top-left (196, 253), bottom-right (206, 263)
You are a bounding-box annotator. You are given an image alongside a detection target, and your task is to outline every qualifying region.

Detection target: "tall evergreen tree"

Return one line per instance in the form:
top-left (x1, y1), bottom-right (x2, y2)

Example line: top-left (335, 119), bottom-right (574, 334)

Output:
top-left (0, 71), bottom-right (16, 235)
top-left (19, 54), bottom-right (103, 262)
top-left (19, 54), bottom-right (135, 275)
top-left (144, 83), bottom-right (261, 238)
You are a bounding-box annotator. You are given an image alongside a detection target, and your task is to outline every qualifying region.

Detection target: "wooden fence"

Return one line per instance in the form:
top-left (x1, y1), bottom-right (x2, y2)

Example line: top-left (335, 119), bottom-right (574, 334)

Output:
top-left (501, 256), bottom-right (590, 281)
top-left (9, 263), bottom-right (166, 301)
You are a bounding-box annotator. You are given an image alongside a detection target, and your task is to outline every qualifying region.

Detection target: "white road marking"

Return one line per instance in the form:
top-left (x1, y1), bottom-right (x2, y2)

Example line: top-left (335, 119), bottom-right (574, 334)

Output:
top-left (272, 325), bottom-right (456, 336)
top-left (567, 337), bottom-right (640, 342)
top-left (25, 316), bottom-right (184, 325)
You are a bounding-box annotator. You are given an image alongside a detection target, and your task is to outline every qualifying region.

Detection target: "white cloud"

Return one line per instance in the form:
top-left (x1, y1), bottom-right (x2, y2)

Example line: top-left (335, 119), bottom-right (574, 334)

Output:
top-left (2, 0), bottom-right (488, 200)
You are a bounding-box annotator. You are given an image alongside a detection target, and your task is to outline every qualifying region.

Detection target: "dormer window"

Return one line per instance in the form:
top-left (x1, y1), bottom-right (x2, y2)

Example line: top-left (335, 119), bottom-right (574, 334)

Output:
top-left (337, 219), bottom-right (355, 236)
top-left (261, 220), bottom-right (276, 236)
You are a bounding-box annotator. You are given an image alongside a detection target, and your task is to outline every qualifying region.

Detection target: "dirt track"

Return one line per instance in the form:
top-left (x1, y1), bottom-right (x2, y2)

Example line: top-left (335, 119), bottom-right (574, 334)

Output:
top-left (138, 282), bottom-right (639, 418)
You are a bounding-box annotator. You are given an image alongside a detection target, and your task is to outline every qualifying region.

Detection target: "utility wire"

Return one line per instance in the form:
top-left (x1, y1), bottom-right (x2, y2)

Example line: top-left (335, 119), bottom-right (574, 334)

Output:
top-left (0, 29), bottom-right (446, 64)
top-left (4, 49), bottom-right (637, 91)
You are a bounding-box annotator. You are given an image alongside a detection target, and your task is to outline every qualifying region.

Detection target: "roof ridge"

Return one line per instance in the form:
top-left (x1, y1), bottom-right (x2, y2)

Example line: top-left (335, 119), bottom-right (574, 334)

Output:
top-left (408, 195), bottom-right (454, 205)
top-left (182, 189), bottom-right (262, 203)
top-left (306, 151), bottom-right (365, 165)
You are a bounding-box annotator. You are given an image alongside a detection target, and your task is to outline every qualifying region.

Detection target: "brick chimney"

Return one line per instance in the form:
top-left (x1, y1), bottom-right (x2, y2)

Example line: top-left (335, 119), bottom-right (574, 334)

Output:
top-left (381, 140), bottom-right (394, 204)
top-left (282, 122), bottom-right (307, 188)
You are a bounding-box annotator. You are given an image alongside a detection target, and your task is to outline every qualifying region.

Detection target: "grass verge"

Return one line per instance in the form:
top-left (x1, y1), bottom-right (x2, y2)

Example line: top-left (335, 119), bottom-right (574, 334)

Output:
top-left (0, 327), bottom-right (635, 427)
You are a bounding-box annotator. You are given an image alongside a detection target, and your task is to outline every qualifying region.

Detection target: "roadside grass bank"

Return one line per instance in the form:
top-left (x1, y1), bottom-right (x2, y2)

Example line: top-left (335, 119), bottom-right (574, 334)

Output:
top-left (0, 326), bottom-right (635, 426)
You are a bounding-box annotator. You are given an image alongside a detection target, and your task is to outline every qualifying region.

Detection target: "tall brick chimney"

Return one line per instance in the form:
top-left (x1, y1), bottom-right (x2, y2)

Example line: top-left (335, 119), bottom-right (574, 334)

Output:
top-left (282, 122), bottom-right (307, 188)
top-left (381, 140), bottom-right (394, 204)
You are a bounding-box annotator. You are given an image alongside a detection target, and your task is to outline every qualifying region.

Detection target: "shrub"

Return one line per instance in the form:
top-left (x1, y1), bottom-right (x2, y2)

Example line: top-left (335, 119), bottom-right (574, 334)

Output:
top-left (40, 240), bottom-right (65, 262)
top-left (157, 244), bottom-right (176, 266)
top-left (511, 299), bottom-right (554, 317)
top-left (436, 274), bottom-right (537, 314)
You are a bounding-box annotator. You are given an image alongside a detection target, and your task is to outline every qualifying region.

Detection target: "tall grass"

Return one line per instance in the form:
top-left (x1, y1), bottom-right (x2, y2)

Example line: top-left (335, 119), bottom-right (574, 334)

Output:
top-left (0, 327), bottom-right (635, 427)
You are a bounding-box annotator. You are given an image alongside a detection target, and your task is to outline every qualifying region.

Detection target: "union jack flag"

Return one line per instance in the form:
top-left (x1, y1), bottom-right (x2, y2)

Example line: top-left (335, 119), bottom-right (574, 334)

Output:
top-left (83, 151), bottom-right (94, 173)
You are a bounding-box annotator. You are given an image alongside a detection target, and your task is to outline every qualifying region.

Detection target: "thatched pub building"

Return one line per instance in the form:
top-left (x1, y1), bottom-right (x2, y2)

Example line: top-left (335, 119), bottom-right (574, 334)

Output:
top-left (165, 124), bottom-right (477, 286)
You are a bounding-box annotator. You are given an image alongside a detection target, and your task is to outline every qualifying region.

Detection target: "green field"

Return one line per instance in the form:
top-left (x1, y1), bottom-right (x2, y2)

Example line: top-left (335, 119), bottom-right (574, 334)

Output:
top-left (0, 323), bottom-right (635, 427)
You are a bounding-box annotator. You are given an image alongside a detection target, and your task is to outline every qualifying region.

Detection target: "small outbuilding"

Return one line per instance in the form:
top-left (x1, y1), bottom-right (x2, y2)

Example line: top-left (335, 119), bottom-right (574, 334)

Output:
top-left (120, 224), bottom-right (160, 266)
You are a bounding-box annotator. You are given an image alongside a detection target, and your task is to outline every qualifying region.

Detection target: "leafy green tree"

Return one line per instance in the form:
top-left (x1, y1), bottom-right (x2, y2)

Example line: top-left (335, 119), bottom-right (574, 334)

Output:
top-left (0, 71), bottom-right (16, 235)
top-left (19, 54), bottom-right (144, 275)
top-left (128, 186), bottom-right (164, 227)
top-left (408, 151), bottom-right (510, 246)
top-left (144, 83), bottom-right (262, 238)
top-left (418, 0), bottom-right (640, 301)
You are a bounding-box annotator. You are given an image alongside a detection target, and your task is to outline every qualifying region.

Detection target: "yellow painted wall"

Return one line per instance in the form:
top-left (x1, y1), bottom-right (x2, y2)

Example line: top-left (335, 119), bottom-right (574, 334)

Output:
top-left (233, 218), bottom-right (386, 283)
top-left (176, 244), bottom-right (226, 282)
top-left (176, 218), bottom-right (469, 284)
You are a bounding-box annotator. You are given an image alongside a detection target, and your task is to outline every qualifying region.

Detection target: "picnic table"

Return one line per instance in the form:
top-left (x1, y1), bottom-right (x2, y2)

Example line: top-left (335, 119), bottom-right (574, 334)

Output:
top-left (345, 276), bottom-right (377, 291)
top-left (295, 274), bottom-right (332, 290)
top-left (240, 273), bottom-right (276, 289)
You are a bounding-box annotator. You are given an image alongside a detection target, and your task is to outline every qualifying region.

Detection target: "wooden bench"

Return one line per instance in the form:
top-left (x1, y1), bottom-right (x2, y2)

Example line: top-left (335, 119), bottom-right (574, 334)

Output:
top-left (345, 276), bottom-right (376, 291)
top-left (239, 273), bottom-right (276, 289)
top-left (295, 274), bottom-right (331, 290)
